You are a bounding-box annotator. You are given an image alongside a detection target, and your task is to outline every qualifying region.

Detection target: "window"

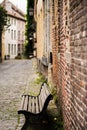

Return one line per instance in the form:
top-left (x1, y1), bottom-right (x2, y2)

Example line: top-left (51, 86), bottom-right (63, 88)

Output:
top-left (8, 44), bottom-right (10, 54)
top-left (8, 29), bottom-right (10, 33)
top-left (11, 30), bottom-right (13, 39)
top-left (14, 19), bottom-right (16, 25)
top-left (22, 22), bottom-right (24, 27)
top-left (18, 44), bottom-right (20, 53)
top-left (18, 31), bottom-right (20, 40)
top-left (14, 44), bottom-right (16, 54)
top-left (22, 31), bottom-right (24, 40)
top-left (11, 18), bottom-right (13, 24)
top-left (50, 52), bottom-right (53, 64)
top-left (18, 20), bottom-right (20, 26)
top-left (7, 17), bottom-right (10, 25)
top-left (11, 44), bottom-right (13, 54)
top-left (22, 44), bottom-right (24, 51)
top-left (14, 30), bottom-right (16, 40)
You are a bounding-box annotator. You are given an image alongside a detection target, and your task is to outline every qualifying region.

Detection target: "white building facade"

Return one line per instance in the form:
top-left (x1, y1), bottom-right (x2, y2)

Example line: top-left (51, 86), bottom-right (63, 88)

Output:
top-left (1, 0), bottom-right (26, 59)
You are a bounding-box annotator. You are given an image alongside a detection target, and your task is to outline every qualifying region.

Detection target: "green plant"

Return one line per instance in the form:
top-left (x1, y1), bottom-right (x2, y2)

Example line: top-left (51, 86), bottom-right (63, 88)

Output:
top-left (51, 87), bottom-right (64, 130)
top-left (24, 0), bottom-right (34, 57)
top-left (34, 73), bottom-right (47, 85)
top-left (51, 87), bottom-right (58, 104)
top-left (0, 6), bottom-right (7, 61)
top-left (15, 55), bottom-right (22, 59)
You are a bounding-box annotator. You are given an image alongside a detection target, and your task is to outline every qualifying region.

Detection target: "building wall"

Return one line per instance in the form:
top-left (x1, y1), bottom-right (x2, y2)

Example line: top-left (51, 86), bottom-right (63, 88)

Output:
top-left (2, 32), bottom-right (5, 60)
top-left (37, 0), bottom-right (44, 59)
top-left (2, 0), bottom-right (26, 59)
top-left (57, 0), bottom-right (87, 130)
top-left (35, 1), bottom-right (87, 129)
top-left (70, 0), bottom-right (87, 129)
top-left (58, 0), bottom-right (71, 129)
top-left (44, 0), bottom-right (50, 59)
top-left (36, 0), bottom-right (52, 77)
top-left (17, 19), bottom-right (25, 56)
top-left (5, 16), bottom-right (17, 59)
top-left (4, 16), bottom-right (25, 59)
top-left (50, 0), bottom-right (59, 85)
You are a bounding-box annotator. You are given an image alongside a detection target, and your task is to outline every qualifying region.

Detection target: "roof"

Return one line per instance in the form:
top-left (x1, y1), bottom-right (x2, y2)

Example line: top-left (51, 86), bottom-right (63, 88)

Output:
top-left (0, 0), bottom-right (26, 21)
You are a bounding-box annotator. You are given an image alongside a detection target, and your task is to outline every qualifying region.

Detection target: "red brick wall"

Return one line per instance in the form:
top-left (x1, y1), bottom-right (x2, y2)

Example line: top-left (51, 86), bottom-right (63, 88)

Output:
top-left (70, 0), bottom-right (87, 129)
top-left (56, 0), bottom-right (87, 130)
top-left (58, 0), bottom-right (71, 129)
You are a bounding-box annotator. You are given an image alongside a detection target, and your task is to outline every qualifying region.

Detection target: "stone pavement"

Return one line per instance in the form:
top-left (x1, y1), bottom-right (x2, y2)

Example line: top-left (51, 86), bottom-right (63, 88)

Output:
top-left (0, 58), bottom-right (39, 130)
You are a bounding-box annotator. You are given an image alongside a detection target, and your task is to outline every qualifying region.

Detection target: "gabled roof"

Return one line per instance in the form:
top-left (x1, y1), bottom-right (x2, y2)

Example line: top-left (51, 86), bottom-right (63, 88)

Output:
top-left (1, 0), bottom-right (26, 21)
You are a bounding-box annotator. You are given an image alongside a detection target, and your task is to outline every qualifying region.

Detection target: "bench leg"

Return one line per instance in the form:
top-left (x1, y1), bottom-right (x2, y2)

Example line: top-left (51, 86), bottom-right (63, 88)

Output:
top-left (18, 114), bottom-right (31, 130)
top-left (17, 114), bottom-right (26, 130)
top-left (21, 114), bottom-right (45, 124)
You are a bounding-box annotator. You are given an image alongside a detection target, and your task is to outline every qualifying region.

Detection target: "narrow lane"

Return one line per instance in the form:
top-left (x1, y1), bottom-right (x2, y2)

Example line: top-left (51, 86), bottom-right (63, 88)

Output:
top-left (0, 59), bottom-right (37, 130)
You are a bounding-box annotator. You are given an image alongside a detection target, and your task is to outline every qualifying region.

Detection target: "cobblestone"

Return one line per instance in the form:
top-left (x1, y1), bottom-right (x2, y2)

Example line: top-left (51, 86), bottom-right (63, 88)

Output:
top-left (0, 59), bottom-right (38, 130)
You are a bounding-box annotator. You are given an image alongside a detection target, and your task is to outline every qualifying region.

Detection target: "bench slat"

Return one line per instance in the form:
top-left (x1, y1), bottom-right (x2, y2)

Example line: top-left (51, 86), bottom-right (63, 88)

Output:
top-left (44, 84), bottom-right (49, 96)
top-left (28, 96), bottom-right (32, 112)
top-left (20, 95), bottom-right (25, 110)
top-left (35, 97), bottom-right (39, 113)
top-left (38, 94), bottom-right (42, 112)
top-left (31, 97), bottom-right (35, 113)
top-left (44, 86), bottom-right (48, 98)
top-left (18, 83), bottom-right (53, 116)
top-left (23, 96), bottom-right (28, 111)
top-left (39, 88), bottom-right (45, 109)
top-left (42, 86), bottom-right (47, 103)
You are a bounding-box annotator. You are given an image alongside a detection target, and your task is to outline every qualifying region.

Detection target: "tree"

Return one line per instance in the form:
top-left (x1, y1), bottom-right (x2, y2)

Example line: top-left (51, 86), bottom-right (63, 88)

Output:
top-left (0, 6), bottom-right (7, 62)
top-left (24, 0), bottom-right (34, 58)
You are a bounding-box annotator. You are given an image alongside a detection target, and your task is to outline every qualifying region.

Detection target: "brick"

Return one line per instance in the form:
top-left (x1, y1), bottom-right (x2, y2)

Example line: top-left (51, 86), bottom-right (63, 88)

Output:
top-left (36, 0), bottom-right (87, 130)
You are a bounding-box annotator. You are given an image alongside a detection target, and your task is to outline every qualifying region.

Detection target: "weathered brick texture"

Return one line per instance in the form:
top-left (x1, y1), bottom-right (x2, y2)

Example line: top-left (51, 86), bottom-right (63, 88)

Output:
top-left (51, 0), bottom-right (59, 85)
top-left (35, 0), bottom-right (87, 129)
top-left (56, 0), bottom-right (87, 130)
top-left (70, 0), bottom-right (87, 129)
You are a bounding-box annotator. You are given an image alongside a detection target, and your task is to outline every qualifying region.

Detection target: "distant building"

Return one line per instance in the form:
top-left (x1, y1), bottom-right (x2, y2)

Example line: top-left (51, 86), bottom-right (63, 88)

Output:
top-left (1, 0), bottom-right (26, 59)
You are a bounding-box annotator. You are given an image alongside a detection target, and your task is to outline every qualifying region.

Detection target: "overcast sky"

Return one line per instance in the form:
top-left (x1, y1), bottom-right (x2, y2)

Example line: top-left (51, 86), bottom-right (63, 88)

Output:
top-left (0, 0), bottom-right (27, 13)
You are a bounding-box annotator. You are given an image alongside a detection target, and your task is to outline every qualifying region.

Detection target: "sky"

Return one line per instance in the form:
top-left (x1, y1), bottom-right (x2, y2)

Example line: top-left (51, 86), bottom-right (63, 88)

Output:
top-left (0, 0), bottom-right (27, 13)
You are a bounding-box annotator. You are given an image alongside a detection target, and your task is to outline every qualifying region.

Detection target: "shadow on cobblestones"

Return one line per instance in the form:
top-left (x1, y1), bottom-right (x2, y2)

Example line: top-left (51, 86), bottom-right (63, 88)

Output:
top-left (20, 102), bottom-right (63, 130)
top-left (21, 113), bottom-right (57, 130)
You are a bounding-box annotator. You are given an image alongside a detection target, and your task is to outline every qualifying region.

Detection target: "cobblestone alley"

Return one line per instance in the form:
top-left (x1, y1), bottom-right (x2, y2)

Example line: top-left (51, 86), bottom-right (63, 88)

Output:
top-left (0, 59), bottom-right (38, 130)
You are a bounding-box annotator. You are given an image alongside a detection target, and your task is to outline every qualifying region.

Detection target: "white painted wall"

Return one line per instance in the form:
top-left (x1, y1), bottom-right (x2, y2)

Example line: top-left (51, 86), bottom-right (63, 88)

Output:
top-left (4, 1), bottom-right (25, 59)
top-left (5, 17), bottom-right (17, 58)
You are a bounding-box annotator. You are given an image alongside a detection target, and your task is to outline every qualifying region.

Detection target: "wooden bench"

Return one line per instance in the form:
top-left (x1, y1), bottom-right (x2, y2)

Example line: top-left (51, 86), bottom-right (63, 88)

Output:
top-left (18, 83), bottom-right (53, 118)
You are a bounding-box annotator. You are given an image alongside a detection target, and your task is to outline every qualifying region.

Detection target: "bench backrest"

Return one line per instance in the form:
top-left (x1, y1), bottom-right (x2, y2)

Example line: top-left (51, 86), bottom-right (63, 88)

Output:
top-left (38, 83), bottom-right (51, 112)
top-left (18, 83), bottom-right (53, 115)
